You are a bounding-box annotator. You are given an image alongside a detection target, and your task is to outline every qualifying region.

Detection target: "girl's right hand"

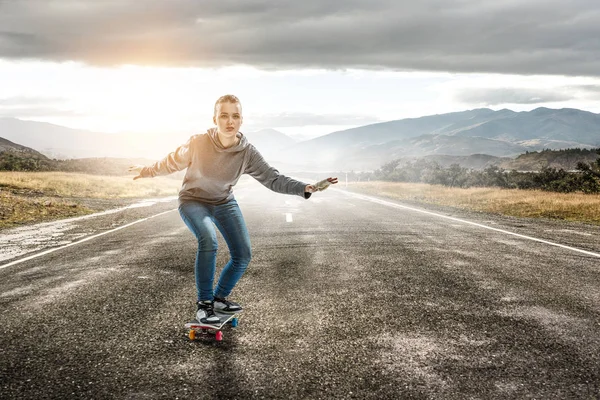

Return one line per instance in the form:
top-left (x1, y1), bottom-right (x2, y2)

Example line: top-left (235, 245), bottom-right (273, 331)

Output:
top-left (128, 165), bottom-right (145, 180)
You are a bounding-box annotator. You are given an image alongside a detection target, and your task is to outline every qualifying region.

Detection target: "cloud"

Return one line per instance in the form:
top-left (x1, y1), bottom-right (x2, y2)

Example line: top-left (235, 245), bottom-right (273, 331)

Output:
top-left (573, 85), bottom-right (600, 98)
top-left (454, 81), bottom-right (600, 105)
top-left (247, 112), bottom-right (381, 128)
top-left (0, 108), bottom-right (81, 118)
top-left (0, 96), bottom-right (66, 106)
top-left (454, 88), bottom-right (573, 105)
top-left (0, 96), bottom-right (79, 118)
top-left (0, 0), bottom-right (599, 76)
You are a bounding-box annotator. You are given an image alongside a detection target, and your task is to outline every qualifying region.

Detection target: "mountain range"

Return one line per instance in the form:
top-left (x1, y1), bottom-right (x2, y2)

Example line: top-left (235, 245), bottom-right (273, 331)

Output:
top-left (1, 107), bottom-right (599, 171)
top-left (272, 107), bottom-right (600, 170)
top-left (0, 118), bottom-right (191, 160)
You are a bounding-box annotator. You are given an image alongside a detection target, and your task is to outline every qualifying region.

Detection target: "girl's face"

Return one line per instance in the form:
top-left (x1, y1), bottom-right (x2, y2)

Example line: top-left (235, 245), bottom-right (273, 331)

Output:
top-left (213, 101), bottom-right (243, 136)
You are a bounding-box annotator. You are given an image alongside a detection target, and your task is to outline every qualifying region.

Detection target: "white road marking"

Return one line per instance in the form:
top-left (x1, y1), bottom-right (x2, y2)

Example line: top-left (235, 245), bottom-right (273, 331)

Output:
top-left (343, 190), bottom-right (600, 259)
top-left (286, 213), bottom-right (294, 223)
top-left (0, 209), bottom-right (177, 270)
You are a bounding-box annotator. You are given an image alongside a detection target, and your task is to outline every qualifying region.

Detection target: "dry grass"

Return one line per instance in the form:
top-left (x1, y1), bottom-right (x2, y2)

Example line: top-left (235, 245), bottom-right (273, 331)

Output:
top-left (346, 181), bottom-right (600, 225)
top-left (0, 190), bottom-right (94, 228)
top-left (3, 172), bottom-right (599, 228)
top-left (0, 171), bottom-right (180, 198)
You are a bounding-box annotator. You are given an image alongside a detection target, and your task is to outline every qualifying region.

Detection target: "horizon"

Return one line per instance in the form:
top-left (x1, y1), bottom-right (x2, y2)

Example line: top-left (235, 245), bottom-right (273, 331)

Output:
top-left (2, 104), bottom-right (599, 143)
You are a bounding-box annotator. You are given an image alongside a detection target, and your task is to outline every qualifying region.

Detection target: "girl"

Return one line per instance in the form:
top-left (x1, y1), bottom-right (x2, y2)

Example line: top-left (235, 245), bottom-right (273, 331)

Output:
top-left (130, 94), bottom-right (337, 324)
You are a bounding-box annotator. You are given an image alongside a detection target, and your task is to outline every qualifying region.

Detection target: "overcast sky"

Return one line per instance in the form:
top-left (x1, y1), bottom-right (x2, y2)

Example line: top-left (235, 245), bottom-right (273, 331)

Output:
top-left (1, 0), bottom-right (599, 141)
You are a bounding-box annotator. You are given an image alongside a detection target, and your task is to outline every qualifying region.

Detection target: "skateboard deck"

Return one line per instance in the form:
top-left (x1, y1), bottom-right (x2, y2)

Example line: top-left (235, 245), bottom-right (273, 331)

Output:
top-left (185, 310), bottom-right (242, 341)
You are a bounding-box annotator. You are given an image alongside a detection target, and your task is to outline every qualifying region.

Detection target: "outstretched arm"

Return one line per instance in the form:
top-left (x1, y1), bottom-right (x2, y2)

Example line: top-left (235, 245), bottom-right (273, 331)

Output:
top-left (245, 145), bottom-right (338, 197)
top-left (245, 146), bottom-right (309, 197)
top-left (128, 136), bottom-right (195, 180)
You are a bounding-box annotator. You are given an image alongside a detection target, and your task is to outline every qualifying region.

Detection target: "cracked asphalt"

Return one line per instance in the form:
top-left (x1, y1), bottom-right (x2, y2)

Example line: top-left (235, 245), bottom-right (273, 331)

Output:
top-left (1, 179), bottom-right (600, 399)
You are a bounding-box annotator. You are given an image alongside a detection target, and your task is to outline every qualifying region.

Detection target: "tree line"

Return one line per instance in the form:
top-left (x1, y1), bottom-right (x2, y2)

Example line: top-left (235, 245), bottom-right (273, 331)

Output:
top-left (0, 152), bottom-right (56, 171)
top-left (348, 149), bottom-right (600, 194)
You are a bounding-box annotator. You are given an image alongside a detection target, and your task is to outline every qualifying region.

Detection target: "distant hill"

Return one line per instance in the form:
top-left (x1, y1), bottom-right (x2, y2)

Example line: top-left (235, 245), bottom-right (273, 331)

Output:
top-left (499, 148), bottom-right (600, 171)
top-left (0, 118), bottom-right (126, 158)
top-left (0, 136), bottom-right (47, 156)
top-left (275, 107), bottom-right (600, 170)
top-left (383, 149), bottom-right (600, 172)
top-left (0, 118), bottom-right (190, 160)
top-left (388, 149), bottom-right (600, 171)
top-left (243, 128), bottom-right (297, 160)
top-left (421, 154), bottom-right (509, 170)
top-left (0, 136), bottom-right (161, 175)
top-left (439, 107), bottom-right (600, 148)
top-left (0, 137), bottom-right (56, 171)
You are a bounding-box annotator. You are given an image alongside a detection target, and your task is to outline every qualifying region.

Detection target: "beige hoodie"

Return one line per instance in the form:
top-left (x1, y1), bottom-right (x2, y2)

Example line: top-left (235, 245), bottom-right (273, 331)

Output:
top-left (141, 128), bottom-right (310, 205)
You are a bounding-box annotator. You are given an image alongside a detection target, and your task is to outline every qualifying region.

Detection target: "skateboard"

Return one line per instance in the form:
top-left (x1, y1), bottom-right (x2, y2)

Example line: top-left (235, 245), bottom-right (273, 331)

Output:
top-left (185, 310), bottom-right (242, 341)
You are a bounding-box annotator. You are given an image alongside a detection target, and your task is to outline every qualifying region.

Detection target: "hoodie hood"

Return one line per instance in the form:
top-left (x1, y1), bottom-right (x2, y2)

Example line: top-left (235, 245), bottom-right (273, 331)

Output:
top-left (207, 127), bottom-right (249, 153)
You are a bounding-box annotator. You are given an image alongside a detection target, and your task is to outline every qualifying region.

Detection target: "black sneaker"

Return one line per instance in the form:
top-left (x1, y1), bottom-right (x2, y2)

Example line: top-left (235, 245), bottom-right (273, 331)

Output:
top-left (213, 297), bottom-right (242, 313)
top-left (196, 300), bottom-right (220, 324)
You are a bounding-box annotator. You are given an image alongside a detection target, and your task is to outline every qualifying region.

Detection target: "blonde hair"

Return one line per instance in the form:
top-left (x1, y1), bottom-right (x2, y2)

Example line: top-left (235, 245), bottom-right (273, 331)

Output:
top-left (214, 94), bottom-right (242, 116)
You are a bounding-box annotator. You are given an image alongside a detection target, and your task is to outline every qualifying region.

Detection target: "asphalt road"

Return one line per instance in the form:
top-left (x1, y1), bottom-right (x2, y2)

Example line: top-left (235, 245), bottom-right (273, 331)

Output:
top-left (1, 179), bottom-right (600, 399)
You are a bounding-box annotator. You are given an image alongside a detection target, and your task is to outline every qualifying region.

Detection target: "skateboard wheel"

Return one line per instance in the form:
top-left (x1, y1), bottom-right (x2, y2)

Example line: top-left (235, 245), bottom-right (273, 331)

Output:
top-left (215, 331), bottom-right (223, 341)
top-left (231, 318), bottom-right (239, 328)
top-left (189, 330), bottom-right (196, 341)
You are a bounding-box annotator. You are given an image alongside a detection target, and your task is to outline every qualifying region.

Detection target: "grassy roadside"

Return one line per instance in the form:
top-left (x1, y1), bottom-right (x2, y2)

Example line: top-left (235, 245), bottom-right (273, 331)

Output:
top-left (0, 171), bottom-right (180, 229)
top-left (3, 172), bottom-right (600, 229)
top-left (345, 181), bottom-right (600, 225)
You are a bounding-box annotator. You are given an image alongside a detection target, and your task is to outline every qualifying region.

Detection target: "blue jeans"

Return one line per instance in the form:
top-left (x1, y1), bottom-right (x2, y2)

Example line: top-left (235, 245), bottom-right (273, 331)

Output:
top-left (178, 198), bottom-right (252, 302)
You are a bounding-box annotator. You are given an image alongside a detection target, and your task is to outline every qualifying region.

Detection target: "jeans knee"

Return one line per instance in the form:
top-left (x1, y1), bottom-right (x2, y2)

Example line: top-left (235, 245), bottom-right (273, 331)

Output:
top-left (234, 248), bottom-right (252, 266)
top-left (197, 239), bottom-right (217, 253)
